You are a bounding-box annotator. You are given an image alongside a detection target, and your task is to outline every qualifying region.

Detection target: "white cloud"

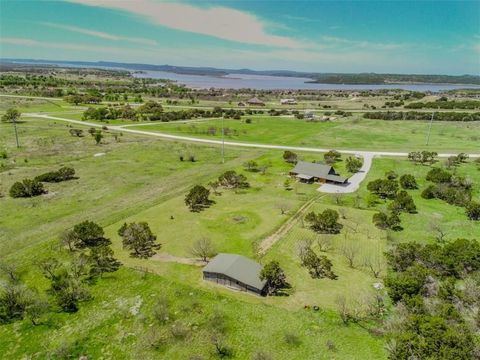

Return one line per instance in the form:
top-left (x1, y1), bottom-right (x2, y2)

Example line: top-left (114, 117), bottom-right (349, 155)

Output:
top-left (67, 0), bottom-right (305, 48)
top-left (39, 22), bottom-right (157, 46)
top-left (0, 37), bottom-right (132, 54)
top-left (321, 36), bottom-right (407, 50)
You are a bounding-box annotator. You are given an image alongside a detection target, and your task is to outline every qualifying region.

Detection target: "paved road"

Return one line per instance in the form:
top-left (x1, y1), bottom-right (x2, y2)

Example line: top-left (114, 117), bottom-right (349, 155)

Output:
top-left (24, 113), bottom-right (480, 159)
top-left (318, 152), bottom-right (374, 193)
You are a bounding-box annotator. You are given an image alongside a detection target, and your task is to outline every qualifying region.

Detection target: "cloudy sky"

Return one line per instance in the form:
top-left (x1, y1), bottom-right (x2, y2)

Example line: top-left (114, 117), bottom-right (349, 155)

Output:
top-left (1, 0), bottom-right (479, 74)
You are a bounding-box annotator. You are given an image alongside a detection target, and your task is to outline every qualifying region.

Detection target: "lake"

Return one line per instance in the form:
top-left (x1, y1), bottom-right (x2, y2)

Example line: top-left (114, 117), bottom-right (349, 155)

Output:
top-left (133, 70), bottom-right (480, 92)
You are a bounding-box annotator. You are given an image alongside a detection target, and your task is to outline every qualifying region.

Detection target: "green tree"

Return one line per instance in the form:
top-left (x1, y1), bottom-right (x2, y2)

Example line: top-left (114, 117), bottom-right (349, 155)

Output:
top-left (399, 174), bottom-right (418, 189)
top-left (300, 247), bottom-right (337, 280)
top-left (323, 150), bottom-right (341, 165)
top-left (118, 222), bottom-right (161, 259)
top-left (1, 108), bottom-right (21, 123)
top-left (94, 130), bottom-right (103, 145)
top-left (282, 150), bottom-right (298, 164)
top-left (367, 178), bottom-right (399, 199)
top-left (218, 170), bottom-right (249, 189)
top-left (384, 264), bottom-right (431, 303)
top-left (38, 259), bottom-right (90, 313)
top-left (88, 245), bottom-right (122, 277)
top-left (345, 156), bottom-right (363, 173)
top-left (72, 220), bottom-right (111, 249)
top-left (260, 261), bottom-right (289, 295)
top-left (389, 190), bottom-right (417, 214)
top-left (305, 209), bottom-right (343, 234)
top-left (0, 282), bottom-right (32, 323)
top-left (9, 178), bottom-right (45, 198)
top-left (185, 185), bottom-right (212, 212)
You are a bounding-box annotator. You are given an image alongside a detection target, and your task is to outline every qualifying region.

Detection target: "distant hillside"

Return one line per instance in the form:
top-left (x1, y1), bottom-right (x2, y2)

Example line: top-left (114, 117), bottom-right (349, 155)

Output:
top-left (2, 58), bottom-right (479, 85)
top-left (307, 73), bottom-right (480, 85)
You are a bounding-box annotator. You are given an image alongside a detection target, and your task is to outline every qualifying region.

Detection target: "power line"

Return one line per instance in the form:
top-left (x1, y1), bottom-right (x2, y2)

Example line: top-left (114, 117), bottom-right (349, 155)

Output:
top-left (425, 112), bottom-right (434, 146)
top-left (221, 116), bottom-right (225, 164)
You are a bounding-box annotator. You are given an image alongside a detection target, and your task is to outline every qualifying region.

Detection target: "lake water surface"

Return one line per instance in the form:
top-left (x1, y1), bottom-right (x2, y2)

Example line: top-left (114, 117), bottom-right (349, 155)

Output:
top-left (133, 70), bottom-right (480, 92)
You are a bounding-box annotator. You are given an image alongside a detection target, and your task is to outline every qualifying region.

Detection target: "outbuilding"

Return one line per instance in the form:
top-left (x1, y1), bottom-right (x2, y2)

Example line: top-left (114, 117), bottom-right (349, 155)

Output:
top-left (203, 253), bottom-right (267, 296)
top-left (247, 97), bottom-right (265, 106)
top-left (290, 161), bottom-right (348, 184)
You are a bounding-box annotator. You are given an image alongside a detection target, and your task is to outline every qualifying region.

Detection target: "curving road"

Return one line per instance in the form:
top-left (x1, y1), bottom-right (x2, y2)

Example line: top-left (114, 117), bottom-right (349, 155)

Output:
top-left (21, 113), bottom-right (480, 195)
top-left (26, 113), bottom-right (479, 158)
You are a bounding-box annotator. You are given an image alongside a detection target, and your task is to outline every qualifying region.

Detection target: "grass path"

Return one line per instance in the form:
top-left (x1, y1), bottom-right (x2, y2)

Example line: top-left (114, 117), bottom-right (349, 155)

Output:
top-left (258, 194), bottom-right (325, 254)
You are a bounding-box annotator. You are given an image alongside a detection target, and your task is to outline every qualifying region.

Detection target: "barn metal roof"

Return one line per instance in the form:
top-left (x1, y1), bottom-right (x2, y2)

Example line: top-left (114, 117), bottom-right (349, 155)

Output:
top-left (203, 253), bottom-right (267, 291)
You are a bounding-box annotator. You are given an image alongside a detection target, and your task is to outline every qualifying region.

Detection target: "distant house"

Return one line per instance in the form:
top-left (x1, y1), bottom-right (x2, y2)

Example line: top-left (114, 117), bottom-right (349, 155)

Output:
top-left (280, 98), bottom-right (297, 105)
top-left (247, 97), bottom-right (265, 106)
top-left (237, 101), bottom-right (246, 107)
top-left (290, 161), bottom-right (348, 184)
top-left (304, 110), bottom-right (315, 119)
top-left (203, 253), bottom-right (267, 296)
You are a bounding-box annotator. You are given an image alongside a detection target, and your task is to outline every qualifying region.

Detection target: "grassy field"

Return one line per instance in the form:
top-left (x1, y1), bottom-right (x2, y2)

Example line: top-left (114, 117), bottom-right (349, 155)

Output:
top-left (338, 157), bottom-right (480, 244)
top-left (0, 116), bottom-right (388, 358)
top-left (129, 115), bottom-right (480, 152)
top-left (1, 101), bottom-right (479, 359)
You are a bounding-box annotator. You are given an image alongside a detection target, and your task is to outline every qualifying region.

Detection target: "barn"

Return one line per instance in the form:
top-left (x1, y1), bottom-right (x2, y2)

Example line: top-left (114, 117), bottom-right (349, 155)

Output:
top-left (203, 253), bottom-right (267, 296)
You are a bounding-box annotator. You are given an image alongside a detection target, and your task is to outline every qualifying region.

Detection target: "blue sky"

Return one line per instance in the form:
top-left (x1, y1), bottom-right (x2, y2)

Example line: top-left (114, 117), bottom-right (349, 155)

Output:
top-left (0, 0), bottom-right (479, 74)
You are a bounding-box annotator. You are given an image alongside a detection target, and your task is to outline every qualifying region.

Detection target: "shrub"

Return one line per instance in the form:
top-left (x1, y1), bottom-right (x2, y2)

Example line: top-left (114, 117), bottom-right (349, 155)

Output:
top-left (426, 168), bottom-right (452, 184)
top-left (466, 202), bottom-right (480, 220)
top-left (9, 179), bottom-right (45, 198)
top-left (399, 174), bottom-right (418, 189)
top-left (35, 167), bottom-right (75, 183)
top-left (421, 185), bottom-right (437, 199)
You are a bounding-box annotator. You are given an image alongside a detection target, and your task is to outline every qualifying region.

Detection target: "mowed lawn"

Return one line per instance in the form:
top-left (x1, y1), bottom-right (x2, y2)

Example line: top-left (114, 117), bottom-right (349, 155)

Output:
top-left (130, 116), bottom-right (480, 152)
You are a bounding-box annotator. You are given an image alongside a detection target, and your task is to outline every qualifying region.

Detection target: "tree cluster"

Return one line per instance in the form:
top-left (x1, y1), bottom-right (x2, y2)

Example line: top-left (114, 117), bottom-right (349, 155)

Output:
top-left (421, 167), bottom-right (475, 212)
top-left (407, 151), bottom-right (438, 165)
top-left (364, 111), bottom-right (480, 122)
top-left (383, 239), bottom-right (480, 359)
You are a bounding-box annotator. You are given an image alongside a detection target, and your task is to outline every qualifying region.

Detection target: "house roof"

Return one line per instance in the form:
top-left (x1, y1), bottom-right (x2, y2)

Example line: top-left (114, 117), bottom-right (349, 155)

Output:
top-left (247, 97), bottom-right (265, 104)
top-left (291, 161), bottom-right (347, 183)
top-left (203, 253), bottom-right (267, 291)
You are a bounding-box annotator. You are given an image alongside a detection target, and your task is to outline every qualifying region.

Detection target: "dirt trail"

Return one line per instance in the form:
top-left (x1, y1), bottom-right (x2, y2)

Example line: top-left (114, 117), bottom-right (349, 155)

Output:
top-left (258, 194), bottom-right (325, 254)
top-left (151, 252), bottom-right (205, 266)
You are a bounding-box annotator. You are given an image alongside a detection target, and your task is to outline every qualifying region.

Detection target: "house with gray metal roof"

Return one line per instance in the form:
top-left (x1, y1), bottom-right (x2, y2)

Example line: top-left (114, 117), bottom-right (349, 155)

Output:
top-left (290, 161), bottom-right (348, 184)
top-left (203, 253), bottom-right (267, 296)
top-left (247, 97), bottom-right (265, 106)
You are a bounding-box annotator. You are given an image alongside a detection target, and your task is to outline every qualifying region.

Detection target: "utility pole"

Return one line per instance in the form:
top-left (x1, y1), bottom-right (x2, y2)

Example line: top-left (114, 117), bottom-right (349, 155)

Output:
top-left (221, 116), bottom-right (225, 164)
top-left (425, 112), bottom-right (434, 146)
top-left (12, 116), bottom-right (20, 148)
